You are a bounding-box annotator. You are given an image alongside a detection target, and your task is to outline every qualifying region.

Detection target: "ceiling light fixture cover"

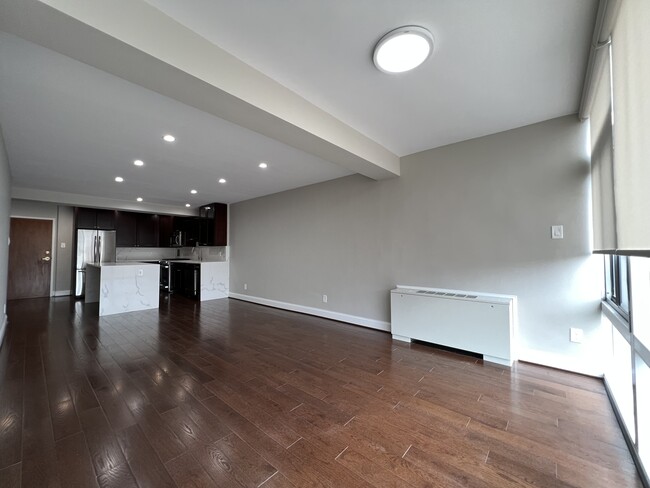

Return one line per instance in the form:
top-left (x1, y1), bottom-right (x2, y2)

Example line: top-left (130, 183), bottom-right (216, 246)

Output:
top-left (136, 197), bottom-right (143, 202)
top-left (133, 159), bottom-right (144, 166)
top-left (114, 176), bottom-right (124, 182)
top-left (259, 162), bottom-right (268, 169)
top-left (219, 178), bottom-right (226, 184)
top-left (373, 26), bottom-right (434, 73)
top-left (163, 134), bottom-right (176, 142)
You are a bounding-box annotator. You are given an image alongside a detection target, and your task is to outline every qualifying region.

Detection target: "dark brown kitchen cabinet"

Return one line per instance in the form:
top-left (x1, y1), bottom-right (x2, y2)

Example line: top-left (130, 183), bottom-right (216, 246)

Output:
top-left (170, 262), bottom-right (200, 299)
top-left (115, 211), bottom-right (137, 247)
top-left (158, 215), bottom-right (174, 247)
top-left (75, 207), bottom-right (115, 230)
top-left (174, 217), bottom-right (201, 246)
top-left (136, 213), bottom-right (159, 247)
top-left (116, 211), bottom-right (160, 247)
top-left (198, 202), bottom-right (227, 246)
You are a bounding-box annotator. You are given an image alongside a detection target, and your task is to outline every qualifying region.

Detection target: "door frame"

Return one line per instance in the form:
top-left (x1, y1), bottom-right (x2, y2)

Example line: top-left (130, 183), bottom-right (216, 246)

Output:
top-left (9, 215), bottom-right (57, 297)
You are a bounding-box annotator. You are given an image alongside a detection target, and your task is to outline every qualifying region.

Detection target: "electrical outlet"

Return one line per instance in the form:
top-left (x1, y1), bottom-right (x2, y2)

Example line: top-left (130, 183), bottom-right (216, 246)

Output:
top-left (551, 225), bottom-right (564, 239)
top-left (570, 328), bottom-right (584, 343)
top-left (322, 294), bottom-right (328, 303)
top-left (244, 283), bottom-right (248, 291)
top-left (60, 242), bottom-right (66, 248)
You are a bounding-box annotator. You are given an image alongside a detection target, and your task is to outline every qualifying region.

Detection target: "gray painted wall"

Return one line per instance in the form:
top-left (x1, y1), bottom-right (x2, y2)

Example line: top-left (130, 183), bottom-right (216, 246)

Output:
top-left (55, 205), bottom-right (74, 293)
top-left (0, 127), bottom-right (11, 344)
top-left (230, 115), bottom-right (604, 375)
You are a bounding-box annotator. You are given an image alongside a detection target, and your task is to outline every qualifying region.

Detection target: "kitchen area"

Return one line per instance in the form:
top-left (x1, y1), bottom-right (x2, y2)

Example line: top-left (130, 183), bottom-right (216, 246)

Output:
top-left (74, 202), bottom-right (229, 316)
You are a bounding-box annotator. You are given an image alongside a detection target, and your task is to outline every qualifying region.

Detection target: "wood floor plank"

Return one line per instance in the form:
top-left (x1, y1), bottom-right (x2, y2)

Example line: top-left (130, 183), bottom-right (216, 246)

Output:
top-left (55, 431), bottom-right (99, 488)
top-left (0, 463), bottom-right (22, 488)
top-left (164, 451), bottom-right (216, 488)
top-left (116, 424), bottom-right (176, 488)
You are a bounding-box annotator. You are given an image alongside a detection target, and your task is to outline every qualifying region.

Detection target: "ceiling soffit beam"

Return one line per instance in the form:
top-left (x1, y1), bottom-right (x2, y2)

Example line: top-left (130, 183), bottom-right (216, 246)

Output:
top-left (11, 187), bottom-right (198, 216)
top-left (0, 0), bottom-right (400, 180)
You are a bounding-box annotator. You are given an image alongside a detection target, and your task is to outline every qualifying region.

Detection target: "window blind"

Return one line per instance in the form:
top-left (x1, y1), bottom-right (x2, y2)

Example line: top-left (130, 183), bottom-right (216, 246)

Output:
top-left (611, 0), bottom-right (650, 253)
top-left (590, 49), bottom-right (617, 252)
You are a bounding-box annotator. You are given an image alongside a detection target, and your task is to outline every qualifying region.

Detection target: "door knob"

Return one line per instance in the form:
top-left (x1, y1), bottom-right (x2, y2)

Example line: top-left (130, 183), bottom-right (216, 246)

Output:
top-left (42, 256), bottom-right (51, 262)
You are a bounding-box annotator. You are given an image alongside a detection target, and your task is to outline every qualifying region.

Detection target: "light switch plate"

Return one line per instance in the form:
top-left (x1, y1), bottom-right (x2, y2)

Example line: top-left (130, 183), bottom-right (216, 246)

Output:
top-left (551, 225), bottom-right (564, 239)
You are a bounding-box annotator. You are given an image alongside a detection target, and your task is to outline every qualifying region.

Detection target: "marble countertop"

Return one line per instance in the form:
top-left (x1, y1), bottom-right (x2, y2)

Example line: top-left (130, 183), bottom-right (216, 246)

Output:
top-left (89, 262), bottom-right (159, 267)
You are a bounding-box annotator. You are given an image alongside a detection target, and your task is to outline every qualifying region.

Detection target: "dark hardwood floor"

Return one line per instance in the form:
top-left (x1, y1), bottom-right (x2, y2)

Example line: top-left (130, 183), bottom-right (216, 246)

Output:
top-left (0, 295), bottom-right (643, 487)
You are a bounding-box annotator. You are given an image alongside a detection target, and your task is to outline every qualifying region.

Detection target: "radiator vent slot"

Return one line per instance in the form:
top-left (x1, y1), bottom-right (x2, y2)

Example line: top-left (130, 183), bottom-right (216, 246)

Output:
top-left (416, 290), bottom-right (477, 299)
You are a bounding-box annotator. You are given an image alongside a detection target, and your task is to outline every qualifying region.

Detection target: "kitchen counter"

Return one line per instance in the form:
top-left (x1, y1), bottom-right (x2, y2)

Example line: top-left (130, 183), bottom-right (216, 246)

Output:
top-left (86, 262), bottom-right (159, 316)
top-left (199, 261), bottom-right (229, 301)
top-left (167, 260), bottom-right (229, 301)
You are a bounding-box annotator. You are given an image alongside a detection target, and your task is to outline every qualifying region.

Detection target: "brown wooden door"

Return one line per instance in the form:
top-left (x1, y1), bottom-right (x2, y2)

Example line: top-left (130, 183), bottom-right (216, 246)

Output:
top-left (8, 218), bottom-right (52, 300)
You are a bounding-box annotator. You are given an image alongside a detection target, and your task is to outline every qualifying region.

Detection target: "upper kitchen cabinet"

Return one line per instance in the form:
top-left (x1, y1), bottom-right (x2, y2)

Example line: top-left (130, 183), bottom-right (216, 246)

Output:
top-left (75, 207), bottom-right (116, 230)
top-left (116, 211), bottom-right (160, 247)
top-left (158, 215), bottom-right (174, 247)
top-left (136, 213), bottom-right (159, 247)
top-left (115, 211), bottom-right (137, 247)
top-left (199, 203), bottom-right (228, 246)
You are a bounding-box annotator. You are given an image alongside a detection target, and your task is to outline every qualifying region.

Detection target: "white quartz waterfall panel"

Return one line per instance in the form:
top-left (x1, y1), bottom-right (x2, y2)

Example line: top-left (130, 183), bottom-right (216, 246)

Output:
top-left (200, 261), bottom-right (229, 301)
top-left (99, 263), bottom-right (160, 315)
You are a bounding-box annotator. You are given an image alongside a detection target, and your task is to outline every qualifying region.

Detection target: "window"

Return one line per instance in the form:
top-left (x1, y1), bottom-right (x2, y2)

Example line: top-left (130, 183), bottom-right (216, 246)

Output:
top-left (605, 254), bottom-right (630, 319)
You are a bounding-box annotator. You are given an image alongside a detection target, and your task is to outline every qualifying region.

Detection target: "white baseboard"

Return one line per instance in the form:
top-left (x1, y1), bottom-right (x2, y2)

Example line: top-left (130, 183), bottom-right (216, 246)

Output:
top-left (53, 290), bottom-right (72, 297)
top-left (517, 347), bottom-right (604, 378)
top-left (0, 314), bottom-right (7, 350)
top-left (228, 293), bottom-right (391, 332)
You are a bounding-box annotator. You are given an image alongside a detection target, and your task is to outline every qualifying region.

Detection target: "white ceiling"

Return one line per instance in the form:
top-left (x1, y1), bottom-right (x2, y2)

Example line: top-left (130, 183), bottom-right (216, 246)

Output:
top-left (0, 32), bottom-right (351, 207)
top-left (145, 0), bottom-right (597, 156)
top-left (0, 0), bottom-right (597, 210)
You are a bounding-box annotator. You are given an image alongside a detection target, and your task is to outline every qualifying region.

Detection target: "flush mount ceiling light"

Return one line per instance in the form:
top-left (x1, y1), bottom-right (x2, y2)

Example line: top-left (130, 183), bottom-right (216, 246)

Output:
top-left (218, 178), bottom-right (226, 184)
top-left (258, 162), bottom-right (268, 169)
top-left (136, 197), bottom-right (143, 202)
top-left (185, 203), bottom-right (191, 207)
top-left (133, 159), bottom-right (144, 167)
top-left (190, 189), bottom-right (198, 194)
top-left (114, 176), bottom-right (124, 182)
top-left (373, 26), bottom-right (434, 73)
top-left (162, 134), bottom-right (176, 142)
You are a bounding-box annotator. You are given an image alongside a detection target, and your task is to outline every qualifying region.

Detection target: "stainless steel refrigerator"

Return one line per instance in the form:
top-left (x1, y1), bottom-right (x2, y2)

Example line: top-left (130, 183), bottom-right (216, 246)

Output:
top-left (75, 229), bottom-right (116, 296)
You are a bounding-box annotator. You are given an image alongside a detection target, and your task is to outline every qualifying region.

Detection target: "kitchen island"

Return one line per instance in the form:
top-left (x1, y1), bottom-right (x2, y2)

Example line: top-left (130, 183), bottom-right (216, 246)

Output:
top-left (86, 262), bottom-right (160, 316)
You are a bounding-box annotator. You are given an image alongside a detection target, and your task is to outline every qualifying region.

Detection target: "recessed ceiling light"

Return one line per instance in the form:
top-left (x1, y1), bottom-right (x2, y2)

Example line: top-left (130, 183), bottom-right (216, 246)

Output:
top-left (136, 197), bottom-right (143, 202)
top-left (190, 189), bottom-right (198, 194)
top-left (114, 176), bottom-right (124, 182)
top-left (218, 178), bottom-right (226, 184)
top-left (133, 159), bottom-right (144, 167)
top-left (185, 203), bottom-right (191, 207)
top-left (259, 162), bottom-right (268, 169)
top-left (373, 26), bottom-right (434, 73)
top-left (163, 134), bottom-right (176, 142)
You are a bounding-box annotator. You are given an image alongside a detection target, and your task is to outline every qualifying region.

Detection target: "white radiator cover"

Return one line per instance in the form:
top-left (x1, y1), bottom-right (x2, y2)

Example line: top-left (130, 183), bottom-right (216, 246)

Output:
top-left (390, 286), bottom-right (517, 366)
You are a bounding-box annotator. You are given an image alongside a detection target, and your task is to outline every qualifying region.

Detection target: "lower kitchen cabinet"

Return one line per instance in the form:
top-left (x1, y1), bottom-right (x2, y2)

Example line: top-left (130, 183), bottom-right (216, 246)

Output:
top-left (170, 262), bottom-right (200, 299)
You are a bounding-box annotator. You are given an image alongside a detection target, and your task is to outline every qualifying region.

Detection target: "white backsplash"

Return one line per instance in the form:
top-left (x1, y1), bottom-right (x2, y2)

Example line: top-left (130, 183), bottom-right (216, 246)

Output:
top-left (117, 246), bottom-right (229, 262)
top-left (180, 246), bottom-right (228, 262)
top-left (116, 247), bottom-right (179, 261)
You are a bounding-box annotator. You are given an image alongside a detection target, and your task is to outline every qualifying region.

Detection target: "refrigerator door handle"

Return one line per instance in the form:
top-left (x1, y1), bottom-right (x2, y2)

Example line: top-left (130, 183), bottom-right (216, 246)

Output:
top-left (92, 235), bottom-right (97, 263)
top-left (97, 235), bottom-right (102, 263)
